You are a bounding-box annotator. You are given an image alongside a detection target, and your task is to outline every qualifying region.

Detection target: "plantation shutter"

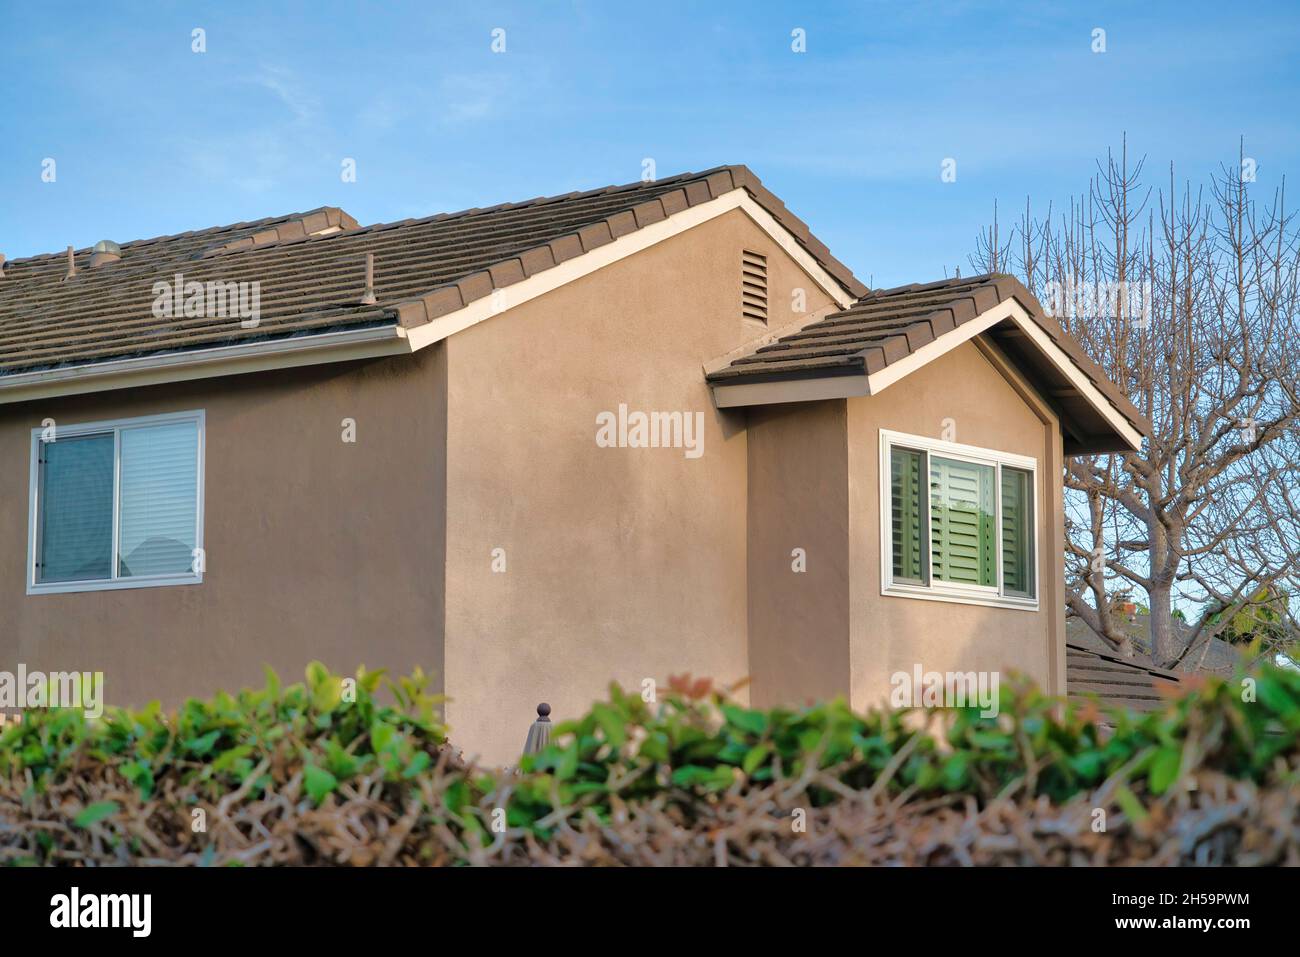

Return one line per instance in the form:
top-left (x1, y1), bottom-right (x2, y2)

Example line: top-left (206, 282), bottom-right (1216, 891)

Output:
top-left (890, 447), bottom-right (926, 582)
top-left (1001, 466), bottom-right (1034, 597)
top-left (929, 455), bottom-right (996, 587)
top-left (37, 434), bottom-right (114, 583)
top-left (117, 421), bottom-right (200, 578)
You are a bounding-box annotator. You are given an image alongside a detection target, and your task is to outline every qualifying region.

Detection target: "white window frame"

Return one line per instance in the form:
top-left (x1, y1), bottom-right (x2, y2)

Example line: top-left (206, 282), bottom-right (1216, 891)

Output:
top-left (879, 429), bottom-right (1039, 612)
top-left (27, 409), bottom-right (206, 595)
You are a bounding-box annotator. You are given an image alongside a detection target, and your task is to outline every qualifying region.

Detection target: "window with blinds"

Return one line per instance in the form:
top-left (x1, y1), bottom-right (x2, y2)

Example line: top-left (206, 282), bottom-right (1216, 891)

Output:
top-left (883, 431), bottom-right (1036, 606)
top-left (30, 411), bottom-right (204, 593)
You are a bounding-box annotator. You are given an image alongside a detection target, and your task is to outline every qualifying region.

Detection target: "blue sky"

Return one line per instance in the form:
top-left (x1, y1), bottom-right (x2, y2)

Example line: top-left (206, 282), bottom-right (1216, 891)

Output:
top-left (2, 0), bottom-right (1297, 286)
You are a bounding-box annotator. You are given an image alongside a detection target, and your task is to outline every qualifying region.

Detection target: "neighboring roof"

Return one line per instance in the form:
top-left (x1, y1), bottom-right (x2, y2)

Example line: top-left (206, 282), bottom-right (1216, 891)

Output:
top-left (706, 274), bottom-right (1151, 453)
top-left (1066, 616), bottom-right (1239, 677)
top-left (1066, 640), bottom-right (1181, 714)
top-left (0, 165), bottom-right (863, 389)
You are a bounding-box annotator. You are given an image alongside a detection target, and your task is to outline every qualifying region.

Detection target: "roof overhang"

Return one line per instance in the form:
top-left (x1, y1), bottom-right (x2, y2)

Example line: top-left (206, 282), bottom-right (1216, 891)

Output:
top-left (0, 324), bottom-right (411, 405)
top-left (710, 297), bottom-right (1145, 453)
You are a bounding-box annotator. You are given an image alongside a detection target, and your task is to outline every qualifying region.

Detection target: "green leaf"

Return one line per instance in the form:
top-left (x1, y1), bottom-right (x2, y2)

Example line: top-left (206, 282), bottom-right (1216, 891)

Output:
top-left (184, 730), bottom-right (222, 756)
top-left (73, 801), bottom-right (120, 828)
top-left (263, 665), bottom-right (282, 700)
top-left (940, 752), bottom-right (970, 791)
top-left (370, 722), bottom-right (395, 754)
top-left (742, 744), bottom-right (770, 776)
top-left (1148, 746), bottom-right (1181, 795)
top-left (1069, 751), bottom-right (1104, 779)
top-left (556, 744), bottom-right (579, 780)
top-left (211, 745), bottom-right (254, 774)
top-left (303, 765), bottom-right (338, 804)
top-left (638, 731), bottom-right (670, 763)
top-left (592, 703), bottom-right (626, 749)
top-left (402, 751), bottom-right (431, 779)
top-left (1256, 675), bottom-right (1296, 716)
top-left (1114, 784), bottom-right (1148, 823)
top-left (722, 704), bottom-right (768, 736)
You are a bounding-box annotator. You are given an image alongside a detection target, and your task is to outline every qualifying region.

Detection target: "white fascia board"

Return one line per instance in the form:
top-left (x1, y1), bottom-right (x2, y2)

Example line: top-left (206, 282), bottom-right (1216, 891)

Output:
top-left (712, 372), bottom-right (871, 408)
top-left (709, 297), bottom-right (1144, 451)
top-left (403, 189), bottom-right (858, 353)
top-left (874, 299), bottom-right (1144, 449)
top-left (0, 324), bottom-right (410, 406)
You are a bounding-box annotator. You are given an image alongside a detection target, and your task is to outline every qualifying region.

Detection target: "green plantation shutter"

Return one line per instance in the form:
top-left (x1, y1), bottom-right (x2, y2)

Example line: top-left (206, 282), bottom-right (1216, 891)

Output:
top-left (929, 455), bottom-right (996, 587)
top-left (891, 447), bottom-right (926, 582)
top-left (1001, 466), bottom-right (1034, 597)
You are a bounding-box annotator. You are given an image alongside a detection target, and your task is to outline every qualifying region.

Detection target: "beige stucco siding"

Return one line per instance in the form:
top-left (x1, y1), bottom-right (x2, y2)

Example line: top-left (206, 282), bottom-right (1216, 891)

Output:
top-left (846, 339), bottom-right (1065, 711)
top-left (746, 400), bottom-right (850, 708)
top-left (441, 207), bottom-right (838, 762)
top-left (0, 349), bottom-right (448, 708)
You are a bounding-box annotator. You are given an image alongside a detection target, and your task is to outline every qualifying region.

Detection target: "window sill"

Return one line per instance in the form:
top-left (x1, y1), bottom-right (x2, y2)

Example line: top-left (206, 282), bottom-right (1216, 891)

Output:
top-left (882, 582), bottom-right (1039, 613)
top-left (28, 574), bottom-right (203, 596)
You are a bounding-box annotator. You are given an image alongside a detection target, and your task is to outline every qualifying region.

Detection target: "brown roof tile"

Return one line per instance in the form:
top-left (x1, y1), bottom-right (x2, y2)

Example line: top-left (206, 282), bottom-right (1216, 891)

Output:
top-left (707, 273), bottom-right (1151, 450)
top-left (0, 166), bottom-right (864, 379)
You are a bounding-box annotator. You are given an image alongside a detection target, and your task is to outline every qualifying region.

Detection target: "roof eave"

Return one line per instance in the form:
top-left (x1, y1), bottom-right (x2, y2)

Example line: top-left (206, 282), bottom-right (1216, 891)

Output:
top-left (0, 323), bottom-right (410, 406)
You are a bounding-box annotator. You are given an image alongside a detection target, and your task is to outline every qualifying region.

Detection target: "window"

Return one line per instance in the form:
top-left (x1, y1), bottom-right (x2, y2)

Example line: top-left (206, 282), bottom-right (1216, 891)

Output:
top-left (28, 410), bottom-right (204, 594)
top-left (880, 430), bottom-right (1036, 609)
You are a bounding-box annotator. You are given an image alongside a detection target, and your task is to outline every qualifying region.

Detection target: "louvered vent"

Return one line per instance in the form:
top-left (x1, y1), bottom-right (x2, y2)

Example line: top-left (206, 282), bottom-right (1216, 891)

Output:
top-left (741, 249), bottom-right (768, 323)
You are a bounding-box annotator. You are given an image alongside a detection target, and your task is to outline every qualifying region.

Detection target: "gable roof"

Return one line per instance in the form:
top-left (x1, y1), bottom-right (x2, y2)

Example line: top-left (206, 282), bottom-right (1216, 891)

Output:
top-left (707, 274), bottom-right (1150, 453)
top-left (0, 165), bottom-right (863, 402)
top-left (1066, 640), bottom-right (1181, 714)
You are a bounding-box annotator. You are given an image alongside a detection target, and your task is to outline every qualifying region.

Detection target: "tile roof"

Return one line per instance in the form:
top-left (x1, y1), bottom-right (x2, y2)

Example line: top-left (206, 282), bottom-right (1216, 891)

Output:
top-left (0, 166), bottom-right (864, 379)
top-left (1065, 616), bottom-right (1238, 677)
top-left (706, 273), bottom-right (1151, 450)
top-left (1066, 640), bottom-right (1181, 714)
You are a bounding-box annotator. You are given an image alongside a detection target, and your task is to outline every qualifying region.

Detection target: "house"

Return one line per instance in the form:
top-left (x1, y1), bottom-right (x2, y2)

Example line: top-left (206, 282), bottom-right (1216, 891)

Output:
top-left (0, 166), bottom-right (1149, 763)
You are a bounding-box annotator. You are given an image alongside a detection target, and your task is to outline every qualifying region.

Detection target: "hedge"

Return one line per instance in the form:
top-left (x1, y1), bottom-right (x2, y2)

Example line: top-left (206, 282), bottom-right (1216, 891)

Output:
top-left (0, 659), bottom-right (1297, 865)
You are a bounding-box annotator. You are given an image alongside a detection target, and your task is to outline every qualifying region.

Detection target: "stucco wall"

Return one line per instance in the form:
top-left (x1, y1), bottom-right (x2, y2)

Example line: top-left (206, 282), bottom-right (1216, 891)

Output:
top-left (441, 207), bottom-right (838, 762)
top-left (746, 400), bottom-right (850, 708)
top-left (0, 347), bottom-right (447, 709)
top-left (845, 340), bottom-right (1065, 711)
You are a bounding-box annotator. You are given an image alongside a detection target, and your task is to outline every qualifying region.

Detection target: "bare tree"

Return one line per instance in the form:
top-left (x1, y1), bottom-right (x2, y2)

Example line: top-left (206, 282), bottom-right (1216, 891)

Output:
top-left (972, 137), bottom-right (1300, 668)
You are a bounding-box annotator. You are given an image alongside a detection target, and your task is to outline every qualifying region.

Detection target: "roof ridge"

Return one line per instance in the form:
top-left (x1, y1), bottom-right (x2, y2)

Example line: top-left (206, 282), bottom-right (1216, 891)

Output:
top-left (7, 206), bottom-right (350, 264)
top-left (194, 166), bottom-right (747, 260)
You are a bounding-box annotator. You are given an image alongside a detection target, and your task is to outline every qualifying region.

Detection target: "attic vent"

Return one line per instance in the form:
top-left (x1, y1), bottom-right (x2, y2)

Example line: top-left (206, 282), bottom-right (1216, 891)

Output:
top-left (90, 240), bottom-right (122, 267)
top-left (741, 249), bottom-right (768, 323)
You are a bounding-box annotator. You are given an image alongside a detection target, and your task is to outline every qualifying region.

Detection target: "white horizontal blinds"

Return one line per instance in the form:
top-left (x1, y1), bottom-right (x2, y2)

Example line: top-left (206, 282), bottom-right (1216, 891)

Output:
top-left (890, 447), bottom-right (926, 583)
top-left (1001, 466), bottom-right (1034, 597)
top-left (117, 421), bottom-right (199, 578)
top-left (38, 434), bottom-right (114, 582)
top-left (929, 455), bottom-right (996, 587)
